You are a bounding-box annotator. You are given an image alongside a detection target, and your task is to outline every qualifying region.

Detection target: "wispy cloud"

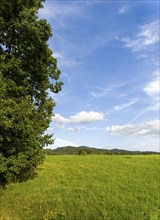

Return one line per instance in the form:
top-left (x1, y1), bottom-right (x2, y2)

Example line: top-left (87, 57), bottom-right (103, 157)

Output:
top-left (90, 87), bottom-right (110, 98)
top-left (130, 103), bottom-right (159, 124)
top-left (47, 87), bottom-right (72, 106)
top-left (53, 52), bottom-right (80, 69)
top-left (120, 20), bottom-right (159, 52)
top-left (130, 70), bottom-right (159, 123)
top-left (40, 1), bottom-right (115, 69)
top-left (67, 126), bottom-right (105, 132)
top-left (59, 59), bottom-right (82, 67)
top-left (67, 127), bottom-right (80, 132)
top-left (39, 1), bottom-right (85, 27)
top-left (106, 120), bottom-right (159, 136)
top-left (116, 20), bottom-right (159, 65)
top-left (90, 82), bottom-right (127, 99)
top-left (113, 99), bottom-right (138, 111)
top-left (61, 72), bottom-right (71, 82)
top-left (55, 32), bottom-right (113, 63)
top-left (117, 6), bottom-right (129, 15)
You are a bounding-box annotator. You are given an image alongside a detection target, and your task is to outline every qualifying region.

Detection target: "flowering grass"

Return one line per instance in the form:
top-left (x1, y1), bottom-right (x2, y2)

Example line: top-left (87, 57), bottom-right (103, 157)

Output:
top-left (0, 155), bottom-right (159, 220)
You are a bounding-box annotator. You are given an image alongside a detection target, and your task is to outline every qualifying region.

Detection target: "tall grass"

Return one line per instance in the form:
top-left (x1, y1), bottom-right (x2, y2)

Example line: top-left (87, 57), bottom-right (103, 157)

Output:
top-left (0, 155), bottom-right (159, 220)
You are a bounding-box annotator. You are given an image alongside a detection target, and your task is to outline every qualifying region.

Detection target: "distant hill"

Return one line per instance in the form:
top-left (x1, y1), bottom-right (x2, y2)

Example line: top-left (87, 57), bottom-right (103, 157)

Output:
top-left (44, 146), bottom-right (159, 155)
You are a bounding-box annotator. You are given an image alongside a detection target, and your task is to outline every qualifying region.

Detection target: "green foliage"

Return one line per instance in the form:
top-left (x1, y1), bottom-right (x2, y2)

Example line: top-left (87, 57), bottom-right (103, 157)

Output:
top-left (78, 148), bottom-right (95, 155)
top-left (78, 149), bottom-right (87, 155)
top-left (0, 155), bottom-right (159, 219)
top-left (0, 0), bottom-right (62, 185)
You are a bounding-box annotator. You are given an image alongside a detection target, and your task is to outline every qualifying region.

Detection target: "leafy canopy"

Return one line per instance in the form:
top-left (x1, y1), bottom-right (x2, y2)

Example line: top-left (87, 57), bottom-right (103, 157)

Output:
top-left (0, 0), bottom-right (63, 185)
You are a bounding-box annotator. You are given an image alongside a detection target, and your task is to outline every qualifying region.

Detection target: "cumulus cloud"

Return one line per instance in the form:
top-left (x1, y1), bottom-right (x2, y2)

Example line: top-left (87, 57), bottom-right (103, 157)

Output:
top-left (53, 114), bottom-right (69, 128)
top-left (106, 120), bottom-right (159, 136)
top-left (143, 74), bottom-right (159, 97)
top-left (70, 111), bottom-right (104, 123)
top-left (52, 111), bottom-right (105, 127)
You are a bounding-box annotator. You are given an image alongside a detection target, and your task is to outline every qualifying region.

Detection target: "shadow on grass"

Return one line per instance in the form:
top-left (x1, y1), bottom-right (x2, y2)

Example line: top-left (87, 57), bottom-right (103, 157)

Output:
top-left (0, 168), bottom-right (40, 191)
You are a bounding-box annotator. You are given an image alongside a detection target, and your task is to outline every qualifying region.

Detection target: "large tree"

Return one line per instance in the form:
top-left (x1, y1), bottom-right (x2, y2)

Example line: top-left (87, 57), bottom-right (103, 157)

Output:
top-left (0, 0), bottom-right (63, 185)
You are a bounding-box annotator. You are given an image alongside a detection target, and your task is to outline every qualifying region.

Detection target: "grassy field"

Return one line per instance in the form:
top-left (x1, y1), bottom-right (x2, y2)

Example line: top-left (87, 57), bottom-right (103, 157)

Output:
top-left (0, 155), bottom-right (160, 220)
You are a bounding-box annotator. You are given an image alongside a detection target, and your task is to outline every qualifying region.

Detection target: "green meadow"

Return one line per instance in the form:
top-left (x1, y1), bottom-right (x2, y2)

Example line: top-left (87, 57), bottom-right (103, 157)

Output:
top-left (0, 155), bottom-right (160, 220)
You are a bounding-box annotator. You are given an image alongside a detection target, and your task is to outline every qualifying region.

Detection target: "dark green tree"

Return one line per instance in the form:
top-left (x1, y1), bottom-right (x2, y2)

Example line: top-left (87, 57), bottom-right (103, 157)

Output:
top-left (78, 149), bottom-right (87, 155)
top-left (0, 0), bottom-right (63, 185)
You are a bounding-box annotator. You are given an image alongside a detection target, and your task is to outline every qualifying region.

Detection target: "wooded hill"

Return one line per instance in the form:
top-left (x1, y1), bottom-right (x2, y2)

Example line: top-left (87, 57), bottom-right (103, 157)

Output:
top-left (44, 146), bottom-right (159, 155)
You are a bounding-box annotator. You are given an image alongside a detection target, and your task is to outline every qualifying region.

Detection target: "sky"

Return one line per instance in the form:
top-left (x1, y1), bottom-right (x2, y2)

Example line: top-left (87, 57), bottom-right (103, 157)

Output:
top-left (39, 0), bottom-right (160, 152)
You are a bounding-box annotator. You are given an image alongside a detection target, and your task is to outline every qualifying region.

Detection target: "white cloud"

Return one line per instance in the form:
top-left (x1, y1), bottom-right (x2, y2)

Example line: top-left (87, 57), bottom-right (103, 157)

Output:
top-left (106, 120), bottom-right (159, 136)
top-left (67, 127), bottom-right (80, 132)
top-left (122, 20), bottom-right (159, 52)
top-left (143, 75), bottom-right (159, 97)
top-left (137, 21), bottom-right (159, 46)
top-left (67, 126), bottom-right (105, 132)
top-left (52, 111), bottom-right (105, 127)
top-left (70, 111), bottom-right (104, 123)
top-left (117, 6), bottom-right (129, 15)
top-left (114, 99), bottom-right (137, 111)
top-left (53, 114), bottom-right (69, 128)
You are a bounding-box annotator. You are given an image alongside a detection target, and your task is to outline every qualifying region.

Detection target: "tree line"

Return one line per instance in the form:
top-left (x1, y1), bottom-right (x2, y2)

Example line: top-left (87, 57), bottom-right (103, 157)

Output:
top-left (43, 146), bottom-right (159, 156)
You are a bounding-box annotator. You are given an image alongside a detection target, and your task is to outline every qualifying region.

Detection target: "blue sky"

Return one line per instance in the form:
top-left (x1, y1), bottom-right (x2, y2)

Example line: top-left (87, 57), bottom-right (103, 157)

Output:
top-left (39, 0), bottom-right (159, 151)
